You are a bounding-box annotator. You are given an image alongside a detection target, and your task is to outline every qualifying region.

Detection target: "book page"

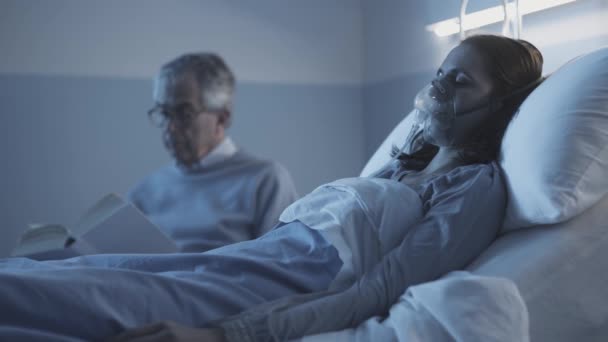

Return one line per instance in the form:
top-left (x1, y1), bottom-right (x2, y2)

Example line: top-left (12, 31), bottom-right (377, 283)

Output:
top-left (70, 193), bottom-right (124, 237)
top-left (80, 201), bottom-right (178, 253)
top-left (10, 223), bottom-right (71, 257)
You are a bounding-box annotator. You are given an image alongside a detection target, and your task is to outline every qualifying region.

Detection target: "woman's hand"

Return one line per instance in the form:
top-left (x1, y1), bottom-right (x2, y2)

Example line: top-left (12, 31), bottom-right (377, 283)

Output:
top-left (107, 321), bottom-right (227, 342)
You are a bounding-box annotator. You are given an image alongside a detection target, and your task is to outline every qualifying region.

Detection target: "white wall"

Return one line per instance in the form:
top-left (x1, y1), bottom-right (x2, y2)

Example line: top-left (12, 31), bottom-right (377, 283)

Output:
top-left (0, 0), bottom-right (365, 257)
top-left (0, 0), bottom-right (363, 84)
top-left (363, 0), bottom-right (608, 82)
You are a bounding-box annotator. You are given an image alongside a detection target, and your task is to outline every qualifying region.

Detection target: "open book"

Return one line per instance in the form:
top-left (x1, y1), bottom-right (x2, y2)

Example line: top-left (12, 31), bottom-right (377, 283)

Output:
top-left (11, 193), bottom-right (178, 260)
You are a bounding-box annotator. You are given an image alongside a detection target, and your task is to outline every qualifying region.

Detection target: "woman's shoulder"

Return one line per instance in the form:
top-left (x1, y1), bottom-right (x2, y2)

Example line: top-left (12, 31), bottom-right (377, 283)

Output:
top-left (444, 161), bottom-right (500, 181)
top-left (321, 177), bottom-right (416, 195)
top-left (417, 161), bottom-right (505, 211)
top-left (421, 162), bottom-right (502, 198)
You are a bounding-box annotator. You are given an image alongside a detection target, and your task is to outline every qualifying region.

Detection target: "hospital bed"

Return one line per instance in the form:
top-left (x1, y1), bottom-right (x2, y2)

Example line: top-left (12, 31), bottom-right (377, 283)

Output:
top-left (469, 193), bottom-right (608, 341)
top-left (359, 45), bottom-right (608, 341)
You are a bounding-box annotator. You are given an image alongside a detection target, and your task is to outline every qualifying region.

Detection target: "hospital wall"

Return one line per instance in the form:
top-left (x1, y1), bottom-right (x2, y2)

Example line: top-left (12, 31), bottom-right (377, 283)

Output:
top-left (0, 0), bottom-right (365, 257)
top-left (362, 0), bottom-right (608, 159)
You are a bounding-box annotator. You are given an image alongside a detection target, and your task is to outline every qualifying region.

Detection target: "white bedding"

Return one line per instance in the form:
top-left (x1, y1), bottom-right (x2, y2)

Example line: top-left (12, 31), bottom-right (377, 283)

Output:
top-left (279, 177), bottom-right (423, 288)
top-left (468, 195), bottom-right (608, 341)
top-left (289, 192), bottom-right (608, 342)
top-left (299, 271), bottom-right (529, 342)
top-left (295, 196), bottom-right (608, 342)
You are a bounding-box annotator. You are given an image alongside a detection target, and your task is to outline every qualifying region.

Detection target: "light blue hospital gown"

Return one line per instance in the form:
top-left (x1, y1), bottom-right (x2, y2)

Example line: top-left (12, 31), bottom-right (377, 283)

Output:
top-left (220, 161), bottom-right (506, 341)
top-left (0, 162), bottom-right (505, 342)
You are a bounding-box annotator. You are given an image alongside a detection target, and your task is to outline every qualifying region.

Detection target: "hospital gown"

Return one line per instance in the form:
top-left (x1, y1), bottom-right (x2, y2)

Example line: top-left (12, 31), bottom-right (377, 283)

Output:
top-left (220, 161), bottom-right (506, 341)
top-left (0, 162), bottom-right (505, 341)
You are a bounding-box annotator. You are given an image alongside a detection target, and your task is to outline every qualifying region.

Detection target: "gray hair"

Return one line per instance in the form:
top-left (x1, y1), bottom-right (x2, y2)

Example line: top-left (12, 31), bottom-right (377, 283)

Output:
top-left (160, 52), bottom-right (235, 117)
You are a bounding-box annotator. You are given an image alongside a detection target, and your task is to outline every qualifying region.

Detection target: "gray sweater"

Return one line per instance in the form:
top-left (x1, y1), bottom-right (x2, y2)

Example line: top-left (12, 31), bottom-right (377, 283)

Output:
top-left (128, 150), bottom-right (298, 252)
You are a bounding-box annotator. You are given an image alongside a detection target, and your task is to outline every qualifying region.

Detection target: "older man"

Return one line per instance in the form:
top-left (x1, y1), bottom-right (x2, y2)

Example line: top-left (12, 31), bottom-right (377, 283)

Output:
top-left (128, 53), bottom-right (298, 252)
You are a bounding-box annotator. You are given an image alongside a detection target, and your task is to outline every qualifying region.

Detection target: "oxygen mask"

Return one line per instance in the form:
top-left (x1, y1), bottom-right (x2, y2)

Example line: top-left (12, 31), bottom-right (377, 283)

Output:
top-left (401, 78), bottom-right (457, 154)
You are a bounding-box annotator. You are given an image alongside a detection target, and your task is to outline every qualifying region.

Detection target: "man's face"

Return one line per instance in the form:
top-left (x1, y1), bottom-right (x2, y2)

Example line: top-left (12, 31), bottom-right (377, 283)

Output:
top-left (152, 73), bottom-right (224, 167)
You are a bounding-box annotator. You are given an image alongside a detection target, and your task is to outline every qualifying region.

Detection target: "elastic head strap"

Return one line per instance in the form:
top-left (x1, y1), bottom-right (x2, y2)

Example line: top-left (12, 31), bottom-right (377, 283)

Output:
top-left (458, 76), bottom-right (544, 116)
top-left (490, 76), bottom-right (545, 111)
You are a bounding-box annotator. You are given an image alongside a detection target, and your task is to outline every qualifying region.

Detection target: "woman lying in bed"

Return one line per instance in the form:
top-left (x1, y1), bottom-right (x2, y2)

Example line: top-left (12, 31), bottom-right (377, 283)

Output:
top-left (0, 34), bottom-right (543, 342)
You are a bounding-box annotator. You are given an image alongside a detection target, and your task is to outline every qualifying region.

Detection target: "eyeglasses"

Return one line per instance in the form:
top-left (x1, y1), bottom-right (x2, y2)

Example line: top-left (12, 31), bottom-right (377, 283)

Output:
top-left (147, 103), bottom-right (203, 127)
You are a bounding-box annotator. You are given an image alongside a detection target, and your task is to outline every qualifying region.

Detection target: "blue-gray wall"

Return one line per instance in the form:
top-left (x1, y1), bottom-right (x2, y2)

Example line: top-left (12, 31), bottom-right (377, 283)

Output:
top-left (0, 73), bottom-right (363, 257)
top-left (0, 0), bottom-right (365, 256)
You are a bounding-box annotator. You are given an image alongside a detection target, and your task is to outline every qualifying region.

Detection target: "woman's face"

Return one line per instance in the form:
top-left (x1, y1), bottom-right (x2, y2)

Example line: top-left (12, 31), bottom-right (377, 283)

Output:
top-left (423, 43), bottom-right (498, 147)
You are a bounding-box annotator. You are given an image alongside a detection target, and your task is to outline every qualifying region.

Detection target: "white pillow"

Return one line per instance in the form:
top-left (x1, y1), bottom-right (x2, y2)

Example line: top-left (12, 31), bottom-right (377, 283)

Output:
top-left (501, 47), bottom-right (608, 229)
top-left (359, 111), bottom-right (416, 177)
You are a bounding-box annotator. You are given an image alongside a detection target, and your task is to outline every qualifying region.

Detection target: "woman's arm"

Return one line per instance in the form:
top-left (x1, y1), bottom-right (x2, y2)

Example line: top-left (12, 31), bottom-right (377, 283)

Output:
top-left (107, 321), bottom-right (226, 342)
top-left (219, 163), bottom-right (507, 342)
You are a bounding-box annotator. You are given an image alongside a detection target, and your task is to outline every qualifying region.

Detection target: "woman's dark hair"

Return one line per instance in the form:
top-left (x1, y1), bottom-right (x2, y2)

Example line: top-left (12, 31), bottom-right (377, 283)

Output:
top-left (393, 34), bottom-right (544, 170)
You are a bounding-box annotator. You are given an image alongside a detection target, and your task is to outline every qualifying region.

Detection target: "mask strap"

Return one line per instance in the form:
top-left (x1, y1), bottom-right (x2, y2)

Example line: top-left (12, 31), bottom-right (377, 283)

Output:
top-left (491, 76), bottom-right (545, 111)
top-left (457, 76), bottom-right (544, 116)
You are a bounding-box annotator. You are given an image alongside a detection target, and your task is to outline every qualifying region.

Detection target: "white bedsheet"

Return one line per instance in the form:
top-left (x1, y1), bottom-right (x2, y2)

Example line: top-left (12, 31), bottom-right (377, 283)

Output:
top-left (279, 177), bottom-right (423, 288)
top-left (291, 191), bottom-right (608, 342)
top-left (468, 195), bottom-right (608, 341)
top-left (298, 271), bottom-right (529, 342)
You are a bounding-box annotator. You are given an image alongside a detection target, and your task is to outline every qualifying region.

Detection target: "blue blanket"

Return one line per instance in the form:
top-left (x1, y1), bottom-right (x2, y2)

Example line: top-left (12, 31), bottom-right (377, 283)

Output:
top-left (0, 223), bottom-right (340, 340)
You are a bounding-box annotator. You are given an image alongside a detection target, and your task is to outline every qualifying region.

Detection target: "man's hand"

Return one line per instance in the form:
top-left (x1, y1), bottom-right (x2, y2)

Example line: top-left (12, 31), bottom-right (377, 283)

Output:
top-left (107, 321), bottom-right (226, 342)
